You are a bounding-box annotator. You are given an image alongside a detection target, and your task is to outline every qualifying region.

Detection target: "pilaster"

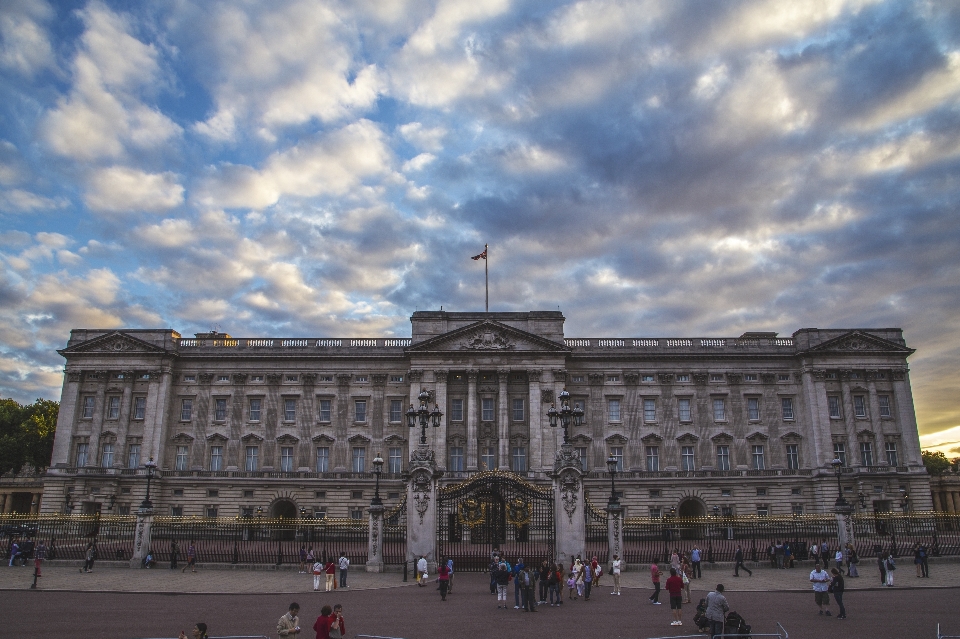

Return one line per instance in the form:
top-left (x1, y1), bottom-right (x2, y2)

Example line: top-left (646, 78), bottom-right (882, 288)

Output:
top-left (528, 369), bottom-right (543, 472)
top-left (497, 368), bottom-right (510, 470)
top-left (466, 370), bottom-right (479, 471)
top-left (366, 503), bottom-right (386, 572)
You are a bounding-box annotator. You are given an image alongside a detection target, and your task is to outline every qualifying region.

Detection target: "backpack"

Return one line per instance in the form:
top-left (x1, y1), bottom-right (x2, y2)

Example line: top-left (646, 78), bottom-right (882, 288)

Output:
top-left (523, 571), bottom-right (531, 586)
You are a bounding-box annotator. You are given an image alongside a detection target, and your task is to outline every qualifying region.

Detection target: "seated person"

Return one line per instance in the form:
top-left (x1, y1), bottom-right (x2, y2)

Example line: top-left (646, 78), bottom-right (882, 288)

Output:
top-left (143, 552), bottom-right (157, 568)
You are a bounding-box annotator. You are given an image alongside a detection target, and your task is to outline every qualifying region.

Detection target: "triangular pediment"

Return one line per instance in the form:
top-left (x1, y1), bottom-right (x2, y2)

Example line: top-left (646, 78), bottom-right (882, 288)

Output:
top-left (803, 331), bottom-right (913, 355)
top-left (59, 331), bottom-right (169, 356)
top-left (407, 320), bottom-right (569, 353)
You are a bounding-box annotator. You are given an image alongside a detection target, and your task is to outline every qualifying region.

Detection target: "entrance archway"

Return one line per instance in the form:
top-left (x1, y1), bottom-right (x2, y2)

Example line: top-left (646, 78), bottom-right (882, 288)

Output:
top-left (270, 499), bottom-right (297, 519)
top-left (678, 498), bottom-right (705, 518)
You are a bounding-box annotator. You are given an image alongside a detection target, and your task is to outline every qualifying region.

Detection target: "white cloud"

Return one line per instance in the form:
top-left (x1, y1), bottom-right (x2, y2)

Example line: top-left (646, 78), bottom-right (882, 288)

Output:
top-left (133, 218), bottom-right (195, 248)
top-left (398, 122), bottom-right (447, 152)
top-left (83, 166), bottom-right (184, 214)
top-left (0, 188), bottom-right (68, 213)
top-left (402, 153), bottom-right (436, 172)
top-left (0, 0), bottom-right (56, 76)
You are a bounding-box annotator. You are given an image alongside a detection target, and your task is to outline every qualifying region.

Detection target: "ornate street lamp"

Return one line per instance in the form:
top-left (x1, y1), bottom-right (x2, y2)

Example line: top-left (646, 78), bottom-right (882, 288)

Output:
top-left (140, 457), bottom-right (157, 510)
top-left (546, 389), bottom-right (584, 444)
top-left (857, 482), bottom-right (867, 510)
top-left (606, 453), bottom-right (619, 507)
top-left (407, 389), bottom-right (443, 445)
top-left (372, 452), bottom-right (385, 506)
top-left (831, 458), bottom-right (848, 509)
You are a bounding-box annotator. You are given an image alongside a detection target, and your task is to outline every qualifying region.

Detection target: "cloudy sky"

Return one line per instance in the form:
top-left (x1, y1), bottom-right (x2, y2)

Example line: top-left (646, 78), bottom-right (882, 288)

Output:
top-left (1, 0), bottom-right (958, 450)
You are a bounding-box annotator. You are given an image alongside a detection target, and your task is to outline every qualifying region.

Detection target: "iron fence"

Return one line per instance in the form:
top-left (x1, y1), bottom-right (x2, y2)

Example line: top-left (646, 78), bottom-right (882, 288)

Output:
top-left (1, 513), bottom-right (136, 561)
top-left (382, 496), bottom-right (407, 566)
top-left (584, 496), bottom-right (609, 563)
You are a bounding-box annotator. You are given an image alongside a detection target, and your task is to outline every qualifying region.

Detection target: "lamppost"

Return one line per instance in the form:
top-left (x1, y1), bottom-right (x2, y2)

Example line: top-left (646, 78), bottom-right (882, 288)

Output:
top-left (605, 453), bottom-right (619, 507)
top-left (546, 389), bottom-right (584, 444)
top-left (899, 490), bottom-right (910, 513)
top-left (831, 458), bottom-right (848, 509)
top-left (857, 482), bottom-right (867, 510)
top-left (406, 389), bottom-right (443, 445)
top-left (140, 457), bottom-right (157, 510)
top-left (372, 452), bottom-right (384, 506)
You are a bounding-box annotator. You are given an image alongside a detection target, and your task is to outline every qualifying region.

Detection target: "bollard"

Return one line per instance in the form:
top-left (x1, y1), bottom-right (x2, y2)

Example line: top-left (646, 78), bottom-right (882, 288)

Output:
top-left (403, 560), bottom-right (408, 582)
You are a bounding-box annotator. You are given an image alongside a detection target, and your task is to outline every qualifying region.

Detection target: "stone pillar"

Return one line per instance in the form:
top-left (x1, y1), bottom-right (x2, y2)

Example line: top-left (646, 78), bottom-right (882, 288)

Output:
top-left (528, 370), bottom-right (543, 473)
top-left (834, 503), bottom-right (855, 553)
top-left (433, 370), bottom-right (448, 454)
top-left (552, 444), bottom-right (585, 567)
top-left (366, 503), bottom-right (386, 572)
top-left (892, 368), bottom-right (922, 466)
top-left (130, 507), bottom-right (154, 568)
top-left (32, 494), bottom-right (41, 513)
top-left (406, 443), bottom-right (444, 572)
top-left (951, 492), bottom-right (960, 513)
top-left (607, 502), bottom-right (624, 564)
top-left (333, 373), bottom-right (353, 471)
top-left (51, 369), bottom-right (83, 468)
top-left (497, 369), bottom-right (509, 470)
top-left (932, 490), bottom-right (942, 512)
top-left (466, 370), bottom-right (479, 471)
top-left (0, 494), bottom-right (9, 513)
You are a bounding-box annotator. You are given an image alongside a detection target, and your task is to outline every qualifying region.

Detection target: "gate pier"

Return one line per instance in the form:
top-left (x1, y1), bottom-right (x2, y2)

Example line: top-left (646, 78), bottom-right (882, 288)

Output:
top-left (552, 443), bottom-right (585, 567)
top-left (406, 443), bottom-right (443, 572)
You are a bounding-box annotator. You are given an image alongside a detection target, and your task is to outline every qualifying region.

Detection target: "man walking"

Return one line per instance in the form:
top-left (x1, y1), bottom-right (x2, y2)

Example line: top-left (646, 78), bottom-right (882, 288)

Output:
top-left (312, 556), bottom-right (324, 591)
top-left (810, 562), bottom-right (832, 616)
top-left (513, 557), bottom-right (525, 609)
top-left (918, 542), bottom-right (930, 577)
top-left (277, 602), bottom-right (301, 638)
top-left (734, 545), bottom-right (752, 577)
top-left (338, 552), bottom-right (350, 588)
top-left (182, 541), bottom-right (197, 573)
top-left (416, 555), bottom-right (427, 587)
top-left (705, 584), bottom-right (729, 639)
top-left (691, 545), bottom-right (701, 579)
top-left (649, 561), bottom-right (662, 604)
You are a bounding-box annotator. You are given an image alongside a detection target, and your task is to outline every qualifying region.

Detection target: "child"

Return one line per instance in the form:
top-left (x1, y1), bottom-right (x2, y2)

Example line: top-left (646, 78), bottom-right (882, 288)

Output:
top-left (567, 573), bottom-right (577, 599)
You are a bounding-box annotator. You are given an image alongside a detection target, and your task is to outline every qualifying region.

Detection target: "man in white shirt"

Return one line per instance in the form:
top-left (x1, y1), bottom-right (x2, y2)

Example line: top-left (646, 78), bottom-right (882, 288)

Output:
top-left (810, 562), bottom-right (832, 616)
top-left (610, 554), bottom-right (623, 595)
top-left (338, 553), bottom-right (350, 588)
top-left (417, 555), bottom-right (428, 586)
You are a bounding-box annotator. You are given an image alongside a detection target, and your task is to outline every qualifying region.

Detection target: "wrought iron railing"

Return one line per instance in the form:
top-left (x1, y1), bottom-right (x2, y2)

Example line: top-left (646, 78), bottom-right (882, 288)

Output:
top-left (584, 495), bottom-right (609, 563)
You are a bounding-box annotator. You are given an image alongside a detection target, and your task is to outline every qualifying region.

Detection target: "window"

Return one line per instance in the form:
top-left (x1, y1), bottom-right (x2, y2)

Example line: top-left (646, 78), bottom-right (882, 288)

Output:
top-left (721, 489), bottom-right (731, 497)
top-left (885, 441), bottom-right (898, 467)
top-left (314, 508), bottom-right (326, 519)
top-left (791, 487), bottom-right (802, 495)
top-left (284, 398), bottom-right (297, 421)
top-left (217, 375), bottom-right (229, 382)
top-left (611, 446), bottom-right (624, 471)
top-left (352, 447), bottom-right (365, 473)
top-left (206, 507), bottom-right (218, 518)
top-left (649, 489), bottom-right (661, 498)
top-left (245, 446), bottom-right (258, 471)
top-left (710, 374), bottom-right (723, 382)
top-left (249, 398), bottom-right (262, 421)
top-left (826, 372), bottom-right (837, 379)
top-left (512, 446), bottom-right (527, 472)
top-left (449, 447), bottom-right (464, 472)
top-left (751, 445), bottom-right (765, 470)
top-left (351, 490), bottom-right (364, 499)
top-left (860, 441), bottom-right (874, 466)
top-left (747, 397), bottom-right (760, 421)
top-left (646, 446), bottom-right (660, 472)
top-left (642, 374), bottom-right (655, 382)
top-left (214, 398), bottom-right (227, 421)
top-left (316, 447), bottom-right (329, 473)
top-left (279, 446), bottom-right (294, 472)
top-left (207, 489), bottom-right (218, 497)
top-left (786, 444), bottom-right (799, 470)
top-left (350, 509), bottom-right (363, 520)
top-left (878, 395), bottom-right (892, 417)
top-left (118, 505), bottom-right (130, 515)
top-left (676, 374), bottom-right (690, 382)
top-left (709, 398), bottom-right (726, 421)
top-left (756, 488), bottom-right (767, 496)
top-left (132, 397), bottom-right (146, 420)
top-left (605, 398), bottom-right (621, 422)
top-left (210, 446), bottom-right (223, 471)
top-left (101, 443), bottom-right (114, 467)
top-left (678, 398), bottom-right (691, 422)
top-left (481, 398), bottom-right (494, 421)
top-left (251, 375), bottom-right (264, 382)
top-left (76, 443), bottom-right (88, 467)
top-left (572, 375), bottom-right (584, 382)
top-left (781, 397), bottom-right (794, 420)
top-left (792, 504), bottom-right (804, 515)
top-left (575, 446), bottom-right (588, 470)
top-left (390, 375), bottom-right (404, 383)
top-left (355, 375), bottom-right (367, 383)
top-left (175, 445), bottom-right (189, 471)
top-left (180, 399), bottom-right (193, 421)
top-left (451, 399), bottom-right (464, 421)
top-left (608, 375), bottom-right (620, 382)
top-left (853, 395), bottom-right (867, 418)
top-left (481, 446), bottom-right (496, 470)
top-left (390, 399), bottom-right (403, 423)
top-left (127, 444), bottom-right (140, 469)
top-left (716, 445), bottom-right (730, 471)
top-left (643, 398), bottom-right (656, 422)
top-left (183, 374), bottom-right (196, 382)
top-left (756, 505), bottom-right (769, 517)
top-left (649, 507), bottom-right (662, 519)
top-left (172, 506), bottom-right (183, 516)
top-left (834, 442), bottom-right (847, 466)
top-left (744, 374), bottom-right (758, 382)
top-left (389, 447), bottom-right (402, 474)
top-left (244, 490), bottom-right (255, 498)
top-left (828, 396), bottom-right (842, 419)
top-left (286, 375), bottom-right (299, 383)
top-left (355, 399), bottom-right (367, 422)
top-left (681, 446), bottom-right (695, 471)
top-left (318, 399), bottom-right (332, 422)
top-left (81, 396), bottom-right (95, 419)
top-left (778, 374), bottom-right (790, 382)
top-left (107, 396), bottom-right (120, 419)
top-left (513, 398), bottom-right (525, 421)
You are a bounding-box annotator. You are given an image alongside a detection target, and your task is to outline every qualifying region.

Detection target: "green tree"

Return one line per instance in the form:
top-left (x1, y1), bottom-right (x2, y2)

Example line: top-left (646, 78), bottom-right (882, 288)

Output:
top-left (922, 450), bottom-right (952, 476)
top-left (0, 398), bottom-right (59, 475)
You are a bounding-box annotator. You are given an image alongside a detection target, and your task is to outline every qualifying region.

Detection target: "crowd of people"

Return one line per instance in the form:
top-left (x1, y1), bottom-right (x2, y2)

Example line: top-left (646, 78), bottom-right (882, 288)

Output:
top-left (309, 551), bottom-right (353, 592)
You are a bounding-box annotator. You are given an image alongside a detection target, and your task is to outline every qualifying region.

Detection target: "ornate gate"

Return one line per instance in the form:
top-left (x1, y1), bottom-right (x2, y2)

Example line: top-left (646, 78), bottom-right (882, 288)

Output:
top-left (437, 470), bottom-right (554, 571)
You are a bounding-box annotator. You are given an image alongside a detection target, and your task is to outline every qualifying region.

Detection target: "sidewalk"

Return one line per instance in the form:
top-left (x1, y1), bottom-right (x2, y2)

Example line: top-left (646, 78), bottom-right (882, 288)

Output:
top-left (1, 560), bottom-right (957, 594)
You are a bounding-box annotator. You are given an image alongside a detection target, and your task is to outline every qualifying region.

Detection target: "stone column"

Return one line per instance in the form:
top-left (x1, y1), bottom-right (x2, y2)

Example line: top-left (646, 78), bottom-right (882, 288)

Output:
top-left (51, 369), bottom-right (83, 468)
top-left (130, 506), bottom-right (154, 568)
top-left (892, 368), bottom-right (923, 466)
top-left (528, 370), bottom-right (543, 473)
top-left (143, 367), bottom-right (172, 468)
top-left (433, 370), bottom-right (448, 454)
top-left (333, 373), bottom-right (353, 471)
top-left (0, 494), bottom-right (9, 513)
top-left (87, 373), bottom-right (108, 467)
top-left (552, 444), bottom-right (585, 567)
top-left (932, 491), bottom-right (942, 512)
top-left (607, 502), bottom-right (624, 565)
top-left (466, 370), bottom-right (479, 471)
top-left (32, 494), bottom-right (41, 513)
top-left (834, 502), bottom-right (855, 553)
top-left (406, 444), bottom-right (444, 572)
top-left (366, 503), bottom-right (386, 572)
top-left (497, 369), bottom-right (510, 470)
top-left (951, 492), bottom-right (960, 513)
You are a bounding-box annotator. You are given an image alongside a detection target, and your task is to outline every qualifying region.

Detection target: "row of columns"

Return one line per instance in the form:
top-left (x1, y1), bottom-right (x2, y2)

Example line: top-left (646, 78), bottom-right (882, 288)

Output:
top-left (932, 490), bottom-right (960, 512)
top-left (0, 492), bottom-right (42, 513)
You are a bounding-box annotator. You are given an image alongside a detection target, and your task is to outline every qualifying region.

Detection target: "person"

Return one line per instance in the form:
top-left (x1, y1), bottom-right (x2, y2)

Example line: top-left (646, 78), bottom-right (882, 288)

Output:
top-left (9, 540), bottom-right (20, 567)
top-left (670, 549), bottom-right (681, 573)
top-left (182, 541), bottom-right (197, 573)
top-left (143, 551), bottom-right (157, 568)
top-left (885, 554), bottom-right (895, 586)
top-left (877, 552), bottom-right (887, 586)
top-left (574, 558), bottom-right (584, 599)
top-left (338, 552), bottom-right (349, 588)
top-left (513, 556), bottom-right (525, 608)
top-left (34, 540), bottom-right (46, 577)
top-left (591, 555), bottom-right (602, 587)
top-left (830, 568), bottom-right (846, 619)
top-left (548, 562), bottom-right (561, 605)
top-left (810, 562), bottom-right (831, 616)
top-left (784, 541), bottom-right (793, 568)
top-left (447, 557), bottom-right (455, 593)
top-left (846, 543), bottom-right (859, 578)
top-left (610, 553), bottom-right (623, 595)
top-left (299, 546), bottom-right (307, 574)
top-left (649, 561), bottom-right (662, 604)
top-left (918, 542), bottom-right (930, 577)
top-left (705, 585), bottom-right (729, 639)
top-left (681, 558), bottom-right (692, 603)
top-left (278, 602), bottom-right (301, 638)
top-left (312, 605), bottom-right (332, 639)
top-left (82, 542), bottom-right (96, 573)
top-left (691, 545), bottom-right (702, 579)
top-left (325, 556), bottom-right (337, 591)
top-left (538, 560), bottom-right (550, 604)
top-left (820, 540), bottom-right (830, 567)
top-left (666, 567), bottom-right (684, 626)
top-left (495, 561), bottom-right (510, 608)
top-left (306, 546), bottom-right (314, 567)
top-left (312, 556), bottom-right (325, 591)
top-left (566, 571), bottom-right (576, 600)
top-left (582, 558), bottom-right (593, 601)
top-left (416, 555), bottom-right (427, 587)
top-left (522, 566), bottom-right (537, 611)
top-left (775, 541), bottom-right (785, 569)
top-left (328, 604), bottom-right (345, 639)
top-left (489, 555), bottom-right (499, 594)
top-left (810, 542), bottom-right (818, 562)
top-left (438, 557), bottom-right (450, 601)
top-left (178, 623), bottom-right (208, 639)
top-left (835, 547), bottom-right (844, 575)
top-left (170, 540), bottom-right (179, 569)
top-left (734, 544), bottom-right (751, 577)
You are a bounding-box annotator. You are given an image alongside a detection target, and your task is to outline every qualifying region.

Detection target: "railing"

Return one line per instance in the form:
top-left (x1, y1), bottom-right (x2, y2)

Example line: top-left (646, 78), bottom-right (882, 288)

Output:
top-left (177, 338), bottom-right (411, 349)
top-left (584, 496), bottom-right (610, 563)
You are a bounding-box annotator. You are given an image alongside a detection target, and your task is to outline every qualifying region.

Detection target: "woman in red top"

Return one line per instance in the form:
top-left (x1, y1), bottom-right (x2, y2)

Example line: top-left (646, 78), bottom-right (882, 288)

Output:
top-left (590, 556), bottom-right (601, 587)
top-left (665, 568), bottom-right (685, 627)
top-left (313, 605), bottom-right (332, 639)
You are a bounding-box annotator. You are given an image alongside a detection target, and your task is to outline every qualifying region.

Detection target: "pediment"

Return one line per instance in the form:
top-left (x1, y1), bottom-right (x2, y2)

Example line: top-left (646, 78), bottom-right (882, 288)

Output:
top-left (59, 331), bottom-right (169, 356)
top-left (803, 331), bottom-right (913, 355)
top-left (206, 433), bottom-right (228, 442)
top-left (312, 434), bottom-right (335, 444)
top-left (171, 432), bottom-right (195, 443)
top-left (406, 320), bottom-right (569, 354)
top-left (711, 432), bottom-right (733, 442)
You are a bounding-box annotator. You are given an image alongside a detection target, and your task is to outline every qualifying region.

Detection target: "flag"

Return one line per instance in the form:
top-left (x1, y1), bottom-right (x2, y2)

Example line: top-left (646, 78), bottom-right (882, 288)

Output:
top-left (471, 249), bottom-right (487, 260)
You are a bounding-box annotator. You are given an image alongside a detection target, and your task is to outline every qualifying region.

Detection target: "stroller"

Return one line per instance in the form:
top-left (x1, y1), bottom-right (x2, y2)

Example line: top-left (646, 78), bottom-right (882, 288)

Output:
top-left (724, 611), bottom-right (752, 637)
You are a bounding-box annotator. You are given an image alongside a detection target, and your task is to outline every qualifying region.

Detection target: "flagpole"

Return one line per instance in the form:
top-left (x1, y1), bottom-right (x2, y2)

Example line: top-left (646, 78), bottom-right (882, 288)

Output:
top-left (484, 243), bottom-right (489, 313)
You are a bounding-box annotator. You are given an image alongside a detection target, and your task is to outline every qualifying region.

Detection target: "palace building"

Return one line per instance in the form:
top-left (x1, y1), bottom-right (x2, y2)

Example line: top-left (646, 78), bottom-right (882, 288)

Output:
top-left (40, 311), bottom-right (932, 519)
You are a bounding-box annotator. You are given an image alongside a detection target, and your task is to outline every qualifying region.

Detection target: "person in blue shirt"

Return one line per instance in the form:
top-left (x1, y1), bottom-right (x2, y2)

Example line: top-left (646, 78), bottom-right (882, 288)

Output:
top-left (691, 546), bottom-right (702, 579)
top-left (513, 558), bottom-right (525, 609)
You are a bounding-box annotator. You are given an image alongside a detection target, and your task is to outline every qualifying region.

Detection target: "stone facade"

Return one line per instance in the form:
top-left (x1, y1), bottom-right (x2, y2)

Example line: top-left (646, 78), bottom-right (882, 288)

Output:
top-left (41, 311), bottom-right (932, 519)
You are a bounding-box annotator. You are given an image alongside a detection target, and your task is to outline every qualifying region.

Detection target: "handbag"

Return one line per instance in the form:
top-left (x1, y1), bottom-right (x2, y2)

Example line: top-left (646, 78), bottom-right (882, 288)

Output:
top-left (329, 620), bottom-right (342, 639)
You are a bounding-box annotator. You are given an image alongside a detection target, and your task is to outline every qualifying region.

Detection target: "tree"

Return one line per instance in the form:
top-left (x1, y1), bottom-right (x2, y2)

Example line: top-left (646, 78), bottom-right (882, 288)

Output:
top-left (0, 398), bottom-right (59, 475)
top-left (922, 450), bottom-right (952, 476)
